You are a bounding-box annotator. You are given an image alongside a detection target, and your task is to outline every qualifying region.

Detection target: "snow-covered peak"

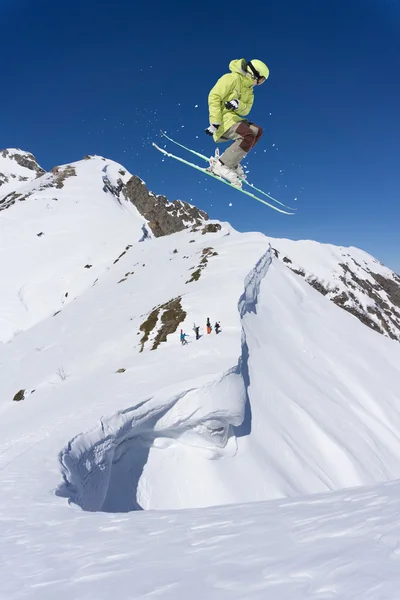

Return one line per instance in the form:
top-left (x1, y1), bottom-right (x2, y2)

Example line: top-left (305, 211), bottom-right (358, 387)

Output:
top-left (0, 152), bottom-right (211, 343)
top-left (0, 155), bottom-right (149, 342)
top-left (0, 148), bottom-right (45, 199)
top-left (272, 238), bottom-right (400, 341)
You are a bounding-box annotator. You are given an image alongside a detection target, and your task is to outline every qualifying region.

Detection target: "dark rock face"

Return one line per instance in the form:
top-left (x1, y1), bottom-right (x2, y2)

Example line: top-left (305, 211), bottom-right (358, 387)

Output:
top-left (0, 191), bottom-right (24, 212)
top-left (371, 273), bottom-right (400, 310)
top-left (123, 175), bottom-right (209, 237)
top-left (11, 152), bottom-right (45, 177)
top-left (308, 278), bottom-right (329, 296)
top-left (332, 263), bottom-right (400, 341)
top-left (201, 223), bottom-right (221, 235)
top-left (13, 389), bottom-right (25, 402)
top-left (50, 165), bottom-right (77, 188)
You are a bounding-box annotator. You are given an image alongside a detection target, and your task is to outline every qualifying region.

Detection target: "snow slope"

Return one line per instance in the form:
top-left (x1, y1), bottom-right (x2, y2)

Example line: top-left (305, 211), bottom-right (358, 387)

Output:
top-left (0, 155), bottom-right (148, 342)
top-left (2, 477), bottom-right (400, 599)
top-left (1, 151), bottom-right (400, 597)
top-left (272, 238), bottom-right (400, 341)
top-left (1, 222), bottom-right (400, 513)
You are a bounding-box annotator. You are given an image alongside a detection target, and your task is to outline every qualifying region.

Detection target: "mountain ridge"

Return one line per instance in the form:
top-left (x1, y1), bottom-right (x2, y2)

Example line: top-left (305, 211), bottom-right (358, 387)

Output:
top-left (2, 147), bottom-right (398, 342)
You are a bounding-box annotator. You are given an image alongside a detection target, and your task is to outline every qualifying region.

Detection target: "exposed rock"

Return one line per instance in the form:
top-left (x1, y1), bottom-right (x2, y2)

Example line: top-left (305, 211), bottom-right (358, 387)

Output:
top-left (152, 298), bottom-right (187, 350)
top-left (123, 176), bottom-right (208, 237)
top-left (0, 150), bottom-right (45, 209)
top-left (50, 165), bottom-right (77, 189)
top-left (371, 273), bottom-right (400, 309)
top-left (186, 247), bottom-right (217, 284)
top-left (1, 149), bottom-right (45, 178)
top-left (186, 268), bottom-right (202, 283)
top-left (0, 191), bottom-right (24, 212)
top-left (202, 223), bottom-right (221, 235)
top-left (139, 308), bottom-right (159, 351)
top-left (13, 389), bottom-right (25, 402)
top-left (332, 291), bottom-right (349, 307)
top-left (276, 246), bottom-right (400, 342)
top-left (13, 153), bottom-right (45, 177)
top-left (139, 297), bottom-right (187, 352)
top-left (307, 278), bottom-right (329, 296)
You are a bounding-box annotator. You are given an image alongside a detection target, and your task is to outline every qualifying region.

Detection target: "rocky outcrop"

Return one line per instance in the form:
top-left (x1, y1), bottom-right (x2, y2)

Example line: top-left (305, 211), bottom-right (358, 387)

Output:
top-left (0, 149), bottom-right (46, 205)
top-left (273, 244), bottom-right (400, 342)
top-left (1, 149), bottom-right (45, 177)
top-left (123, 175), bottom-right (208, 237)
top-left (50, 164), bottom-right (77, 188)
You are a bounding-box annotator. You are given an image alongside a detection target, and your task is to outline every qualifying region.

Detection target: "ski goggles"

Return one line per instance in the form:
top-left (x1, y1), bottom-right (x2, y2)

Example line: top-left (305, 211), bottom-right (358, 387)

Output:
top-left (247, 61), bottom-right (267, 85)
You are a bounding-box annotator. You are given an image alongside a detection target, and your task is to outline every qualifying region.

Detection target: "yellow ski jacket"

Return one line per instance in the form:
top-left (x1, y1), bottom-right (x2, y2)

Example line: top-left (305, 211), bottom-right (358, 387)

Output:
top-left (208, 59), bottom-right (254, 141)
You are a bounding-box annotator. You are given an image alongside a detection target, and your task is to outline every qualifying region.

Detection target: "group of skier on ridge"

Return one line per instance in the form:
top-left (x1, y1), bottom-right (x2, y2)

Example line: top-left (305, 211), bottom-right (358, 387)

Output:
top-left (205, 58), bottom-right (270, 188)
top-left (180, 318), bottom-right (221, 345)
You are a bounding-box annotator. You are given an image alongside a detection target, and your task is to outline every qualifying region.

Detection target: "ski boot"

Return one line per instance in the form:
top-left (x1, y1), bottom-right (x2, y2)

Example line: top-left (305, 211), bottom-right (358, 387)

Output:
top-left (235, 163), bottom-right (247, 181)
top-left (208, 151), bottom-right (242, 188)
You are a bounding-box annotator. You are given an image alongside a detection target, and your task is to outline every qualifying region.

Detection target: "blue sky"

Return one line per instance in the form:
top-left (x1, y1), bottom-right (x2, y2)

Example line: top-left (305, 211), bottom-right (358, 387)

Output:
top-left (1, 0), bottom-right (399, 271)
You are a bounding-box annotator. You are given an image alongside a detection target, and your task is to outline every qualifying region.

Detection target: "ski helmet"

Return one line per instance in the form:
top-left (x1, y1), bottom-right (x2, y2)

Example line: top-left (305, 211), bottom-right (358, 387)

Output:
top-left (247, 59), bottom-right (270, 84)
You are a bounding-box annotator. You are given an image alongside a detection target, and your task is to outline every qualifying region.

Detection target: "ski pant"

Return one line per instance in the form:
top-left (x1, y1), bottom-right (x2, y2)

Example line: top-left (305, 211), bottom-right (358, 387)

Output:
top-left (218, 120), bottom-right (263, 169)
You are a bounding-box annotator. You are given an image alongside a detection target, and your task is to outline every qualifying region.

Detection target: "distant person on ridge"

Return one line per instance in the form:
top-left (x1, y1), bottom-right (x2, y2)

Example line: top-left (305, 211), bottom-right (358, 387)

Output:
top-left (205, 59), bottom-right (270, 188)
top-left (206, 318), bottom-right (212, 335)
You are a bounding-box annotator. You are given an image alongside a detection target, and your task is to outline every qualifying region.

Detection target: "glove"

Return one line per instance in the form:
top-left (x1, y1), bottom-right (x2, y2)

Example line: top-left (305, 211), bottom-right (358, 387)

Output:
top-left (204, 123), bottom-right (220, 136)
top-left (225, 99), bottom-right (239, 111)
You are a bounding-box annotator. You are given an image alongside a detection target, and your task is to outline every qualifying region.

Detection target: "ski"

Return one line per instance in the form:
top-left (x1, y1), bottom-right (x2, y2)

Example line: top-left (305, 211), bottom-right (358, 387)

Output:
top-left (159, 130), bottom-right (297, 212)
top-left (152, 143), bottom-right (295, 215)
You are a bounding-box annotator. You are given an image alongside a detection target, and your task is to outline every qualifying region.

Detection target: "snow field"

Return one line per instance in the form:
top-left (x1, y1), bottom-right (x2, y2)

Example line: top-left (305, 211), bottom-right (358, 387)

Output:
top-left (1, 152), bottom-right (400, 598)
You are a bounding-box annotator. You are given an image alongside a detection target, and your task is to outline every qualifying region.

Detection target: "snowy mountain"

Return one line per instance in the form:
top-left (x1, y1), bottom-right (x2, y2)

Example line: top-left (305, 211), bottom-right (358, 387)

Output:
top-left (0, 148), bottom-right (45, 203)
top-left (1, 148), bottom-right (400, 598)
top-left (0, 153), bottom-right (207, 342)
top-left (272, 239), bottom-right (400, 342)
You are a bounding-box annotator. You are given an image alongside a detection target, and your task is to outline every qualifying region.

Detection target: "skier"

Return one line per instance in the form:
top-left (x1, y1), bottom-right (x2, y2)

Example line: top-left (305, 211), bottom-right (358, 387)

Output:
top-left (206, 318), bottom-right (212, 335)
top-left (194, 326), bottom-right (200, 340)
top-left (215, 321), bottom-right (221, 334)
top-left (180, 329), bottom-right (189, 345)
top-left (205, 59), bottom-right (270, 187)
